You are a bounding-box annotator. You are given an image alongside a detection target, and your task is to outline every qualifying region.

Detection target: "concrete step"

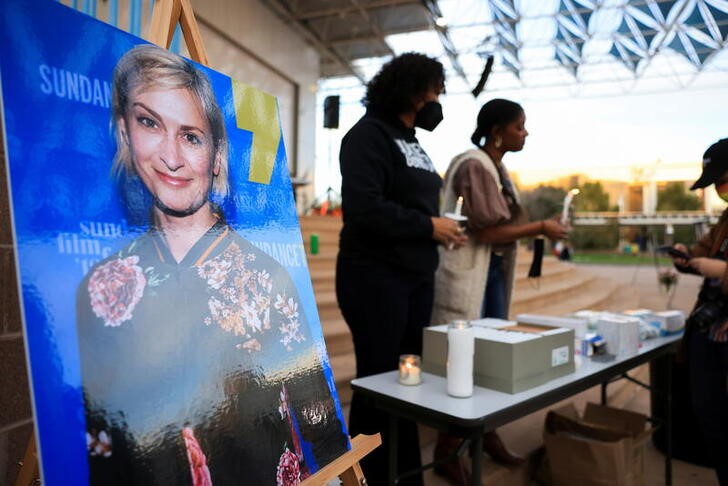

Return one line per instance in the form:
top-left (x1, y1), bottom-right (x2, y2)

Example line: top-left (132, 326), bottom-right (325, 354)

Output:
top-left (596, 283), bottom-right (642, 313)
top-left (513, 264), bottom-right (577, 293)
top-left (305, 250), bottom-right (338, 267)
top-left (299, 215), bottom-right (342, 236)
top-left (321, 317), bottom-right (353, 357)
top-left (510, 272), bottom-right (599, 314)
top-left (313, 291), bottom-right (342, 322)
top-left (302, 237), bottom-right (339, 251)
top-left (512, 275), bottom-right (617, 316)
top-left (514, 254), bottom-right (562, 273)
top-left (309, 267), bottom-right (336, 292)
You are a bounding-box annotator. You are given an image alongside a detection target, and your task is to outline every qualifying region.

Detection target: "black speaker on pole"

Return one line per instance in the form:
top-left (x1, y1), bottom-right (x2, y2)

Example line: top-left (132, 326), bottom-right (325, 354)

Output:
top-left (323, 95), bottom-right (340, 129)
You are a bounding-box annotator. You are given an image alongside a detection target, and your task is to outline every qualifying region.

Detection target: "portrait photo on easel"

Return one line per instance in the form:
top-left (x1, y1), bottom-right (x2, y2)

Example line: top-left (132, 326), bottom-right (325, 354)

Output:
top-left (0, 0), bottom-right (354, 484)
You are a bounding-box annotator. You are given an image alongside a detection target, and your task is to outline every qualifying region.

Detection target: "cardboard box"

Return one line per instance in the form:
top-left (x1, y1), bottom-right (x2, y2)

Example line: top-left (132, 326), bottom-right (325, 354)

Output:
top-left (596, 315), bottom-right (641, 356)
top-left (652, 310), bottom-right (685, 334)
top-left (543, 402), bottom-right (651, 486)
top-left (516, 313), bottom-right (589, 338)
top-left (622, 309), bottom-right (685, 335)
top-left (422, 321), bottom-right (575, 394)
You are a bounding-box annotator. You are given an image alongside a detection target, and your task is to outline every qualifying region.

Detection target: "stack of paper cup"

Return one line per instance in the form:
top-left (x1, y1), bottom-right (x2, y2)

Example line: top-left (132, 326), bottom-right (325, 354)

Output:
top-left (447, 320), bottom-right (474, 397)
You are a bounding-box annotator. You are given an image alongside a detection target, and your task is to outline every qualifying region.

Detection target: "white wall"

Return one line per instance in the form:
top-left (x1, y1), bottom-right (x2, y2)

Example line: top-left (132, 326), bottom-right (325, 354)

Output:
top-left (191, 0), bottom-right (320, 209)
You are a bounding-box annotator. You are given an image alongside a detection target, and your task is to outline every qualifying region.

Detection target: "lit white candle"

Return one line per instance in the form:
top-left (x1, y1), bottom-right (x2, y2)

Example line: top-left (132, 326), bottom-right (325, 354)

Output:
top-left (398, 355), bottom-right (422, 385)
top-left (443, 197), bottom-right (468, 250)
top-left (447, 320), bottom-right (474, 397)
top-left (561, 188), bottom-right (580, 225)
top-left (454, 196), bottom-right (464, 217)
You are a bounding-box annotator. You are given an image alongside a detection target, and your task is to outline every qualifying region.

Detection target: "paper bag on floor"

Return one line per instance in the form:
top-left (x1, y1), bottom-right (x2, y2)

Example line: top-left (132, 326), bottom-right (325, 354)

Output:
top-left (542, 402), bottom-right (651, 486)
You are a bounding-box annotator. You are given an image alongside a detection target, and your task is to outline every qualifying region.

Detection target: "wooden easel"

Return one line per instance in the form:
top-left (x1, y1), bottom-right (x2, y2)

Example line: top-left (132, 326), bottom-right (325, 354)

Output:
top-left (17, 1), bottom-right (380, 485)
top-left (14, 434), bottom-right (39, 486)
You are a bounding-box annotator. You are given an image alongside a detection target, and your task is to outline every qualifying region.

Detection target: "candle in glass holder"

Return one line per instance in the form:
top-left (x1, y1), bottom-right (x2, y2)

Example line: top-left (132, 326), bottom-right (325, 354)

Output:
top-left (398, 354), bottom-right (422, 385)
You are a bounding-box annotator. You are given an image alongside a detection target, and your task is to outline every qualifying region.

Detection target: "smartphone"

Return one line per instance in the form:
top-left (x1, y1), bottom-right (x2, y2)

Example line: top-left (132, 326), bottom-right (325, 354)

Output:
top-left (658, 245), bottom-right (690, 260)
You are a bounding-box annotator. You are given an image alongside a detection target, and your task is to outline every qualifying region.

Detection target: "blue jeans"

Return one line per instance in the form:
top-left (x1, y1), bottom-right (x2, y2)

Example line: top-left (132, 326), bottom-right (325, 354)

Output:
top-left (481, 253), bottom-right (507, 319)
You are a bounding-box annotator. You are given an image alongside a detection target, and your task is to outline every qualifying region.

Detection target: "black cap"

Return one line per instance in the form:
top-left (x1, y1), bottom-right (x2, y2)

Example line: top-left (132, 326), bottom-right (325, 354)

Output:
top-left (690, 138), bottom-right (728, 190)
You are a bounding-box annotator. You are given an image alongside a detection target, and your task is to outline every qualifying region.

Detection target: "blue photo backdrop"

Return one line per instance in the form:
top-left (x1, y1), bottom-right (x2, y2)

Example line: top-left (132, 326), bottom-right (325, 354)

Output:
top-left (0, 0), bottom-right (348, 483)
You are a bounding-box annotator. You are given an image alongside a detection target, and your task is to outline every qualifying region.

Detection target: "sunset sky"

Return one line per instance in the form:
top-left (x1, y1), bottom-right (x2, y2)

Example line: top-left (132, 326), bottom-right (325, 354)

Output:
top-left (315, 77), bottom-right (728, 192)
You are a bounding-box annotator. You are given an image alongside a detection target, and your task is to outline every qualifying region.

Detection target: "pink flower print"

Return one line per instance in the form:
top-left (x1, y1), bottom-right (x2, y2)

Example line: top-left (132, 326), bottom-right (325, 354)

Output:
top-left (258, 270), bottom-right (273, 293)
top-left (88, 256), bottom-right (146, 327)
top-left (275, 294), bottom-right (305, 350)
top-left (278, 388), bottom-right (289, 420)
top-left (241, 302), bottom-right (263, 333)
top-left (198, 258), bottom-right (232, 290)
top-left (86, 429), bottom-right (112, 457)
top-left (236, 338), bottom-right (261, 353)
top-left (276, 448), bottom-right (301, 485)
top-left (182, 427), bottom-right (212, 486)
top-left (274, 295), bottom-right (299, 320)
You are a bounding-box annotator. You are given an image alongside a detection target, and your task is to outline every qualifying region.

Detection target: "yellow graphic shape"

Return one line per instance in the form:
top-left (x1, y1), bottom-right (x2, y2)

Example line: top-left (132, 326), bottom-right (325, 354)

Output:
top-left (232, 80), bottom-right (281, 185)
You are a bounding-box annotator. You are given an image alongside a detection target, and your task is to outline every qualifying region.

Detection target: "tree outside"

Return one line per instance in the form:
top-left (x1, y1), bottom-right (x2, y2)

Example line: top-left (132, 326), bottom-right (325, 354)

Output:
top-left (520, 185), bottom-right (566, 221)
top-left (657, 182), bottom-right (701, 211)
top-left (574, 181), bottom-right (614, 212)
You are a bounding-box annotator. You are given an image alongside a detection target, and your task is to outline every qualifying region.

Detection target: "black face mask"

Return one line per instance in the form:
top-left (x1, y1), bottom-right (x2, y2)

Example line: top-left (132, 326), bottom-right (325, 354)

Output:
top-left (414, 101), bottom-right (443, 131)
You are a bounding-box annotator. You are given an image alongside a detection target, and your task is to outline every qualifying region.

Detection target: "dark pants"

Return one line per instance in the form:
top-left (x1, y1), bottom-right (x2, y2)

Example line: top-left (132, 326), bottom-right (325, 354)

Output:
top-left (336, 256), bottom-right (433, 486)
top-left (481, 253), bottom-right (507, 319)
top-left (688, 329), bottom-right (728, 485)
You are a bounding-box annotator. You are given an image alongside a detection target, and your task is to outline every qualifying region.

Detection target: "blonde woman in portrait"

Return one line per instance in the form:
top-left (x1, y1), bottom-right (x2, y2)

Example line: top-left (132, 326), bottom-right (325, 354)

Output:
top-left (77, 45), bottom-right (347, 486)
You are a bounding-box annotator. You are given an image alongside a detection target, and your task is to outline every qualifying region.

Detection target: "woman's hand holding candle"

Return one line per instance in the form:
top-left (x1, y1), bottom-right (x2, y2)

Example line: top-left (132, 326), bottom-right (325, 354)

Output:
top-left (431, 216), bottom-right (467, 250)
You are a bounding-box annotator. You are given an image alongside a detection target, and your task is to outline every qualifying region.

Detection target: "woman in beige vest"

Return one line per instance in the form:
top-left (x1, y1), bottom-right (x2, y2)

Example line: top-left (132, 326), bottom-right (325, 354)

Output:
top-left (431, 99), bottom-right (569, 483)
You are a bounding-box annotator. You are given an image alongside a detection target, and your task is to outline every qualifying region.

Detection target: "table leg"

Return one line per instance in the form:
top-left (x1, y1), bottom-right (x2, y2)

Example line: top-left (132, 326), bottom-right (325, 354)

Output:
top-left (469, 431), bottom-right (483, 486)
top-left (601, 381), bottom-right (607, 405)
top-left (665, 354), bottom-right (673, 486)
top-left (388, 414), bottom-right (398, 486)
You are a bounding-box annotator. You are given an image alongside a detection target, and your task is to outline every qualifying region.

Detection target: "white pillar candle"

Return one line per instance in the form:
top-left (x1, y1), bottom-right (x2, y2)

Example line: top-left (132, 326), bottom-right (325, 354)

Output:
top-left (561, 188), bottom-right (580, 225)
top-left (447, 320), bottom-right (474, 398)
top-left (398, 354), bottom-right (422, 385)
top-left (454, 196), bottom-right (464, 217)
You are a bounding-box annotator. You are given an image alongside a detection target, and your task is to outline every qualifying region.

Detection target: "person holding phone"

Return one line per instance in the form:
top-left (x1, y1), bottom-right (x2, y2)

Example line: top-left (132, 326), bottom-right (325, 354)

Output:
top-left (666, 138), bottom-right (728, 485)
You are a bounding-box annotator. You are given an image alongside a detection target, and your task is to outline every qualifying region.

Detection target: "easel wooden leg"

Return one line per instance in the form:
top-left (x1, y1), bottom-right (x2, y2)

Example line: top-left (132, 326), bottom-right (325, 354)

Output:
top-left (14, 433), bottom-right (39, 486)
top-left (300, 433), bottom-right (381, 486)
top-left (146, 0), bottom-right (209, 66)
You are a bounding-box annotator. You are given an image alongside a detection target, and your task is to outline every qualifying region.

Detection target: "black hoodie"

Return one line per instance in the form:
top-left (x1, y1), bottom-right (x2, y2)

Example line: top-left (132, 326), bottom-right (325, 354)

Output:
top-left (338, 110), bottom-right (442, 278)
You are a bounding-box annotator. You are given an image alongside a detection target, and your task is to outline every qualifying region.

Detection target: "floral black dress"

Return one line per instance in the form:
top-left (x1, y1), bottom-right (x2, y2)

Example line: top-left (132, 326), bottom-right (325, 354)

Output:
top-left (76, 219), bottom-right (348, 485)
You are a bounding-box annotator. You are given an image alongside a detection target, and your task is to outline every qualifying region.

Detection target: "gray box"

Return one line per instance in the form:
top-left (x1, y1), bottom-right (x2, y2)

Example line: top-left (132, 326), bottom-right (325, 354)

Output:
top-left (422, 323), bottom-right (575, 394)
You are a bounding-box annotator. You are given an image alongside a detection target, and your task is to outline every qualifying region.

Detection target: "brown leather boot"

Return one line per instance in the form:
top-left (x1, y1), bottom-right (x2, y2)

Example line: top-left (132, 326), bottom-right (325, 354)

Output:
top-left (482, 430), bottom-right (525, 466)
top-left (433, 433), bottom-right (470, 485)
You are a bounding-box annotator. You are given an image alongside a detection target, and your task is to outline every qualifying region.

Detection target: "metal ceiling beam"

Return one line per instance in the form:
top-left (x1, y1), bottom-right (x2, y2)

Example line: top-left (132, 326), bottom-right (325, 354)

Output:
top-left (348, 0), bottom-right (396, 57)
top-left (262, 0), bottom-right (366, 83)
top-left (290, 0), bottom-right (418, 21)
top-left (327, 24), bottom-right (433, 45)
top-left (420, 0), bottom-right (468, 83)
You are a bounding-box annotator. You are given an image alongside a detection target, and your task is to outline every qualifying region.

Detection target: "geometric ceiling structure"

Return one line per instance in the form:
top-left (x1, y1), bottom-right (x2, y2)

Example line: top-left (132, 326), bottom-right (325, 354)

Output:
top-left (265, 0), bottom-right (728, 99)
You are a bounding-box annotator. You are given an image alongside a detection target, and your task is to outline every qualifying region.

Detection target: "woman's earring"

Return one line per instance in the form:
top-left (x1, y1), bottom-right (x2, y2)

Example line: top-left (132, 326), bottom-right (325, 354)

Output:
top-left (495, 136), bottom-right (502, 148)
